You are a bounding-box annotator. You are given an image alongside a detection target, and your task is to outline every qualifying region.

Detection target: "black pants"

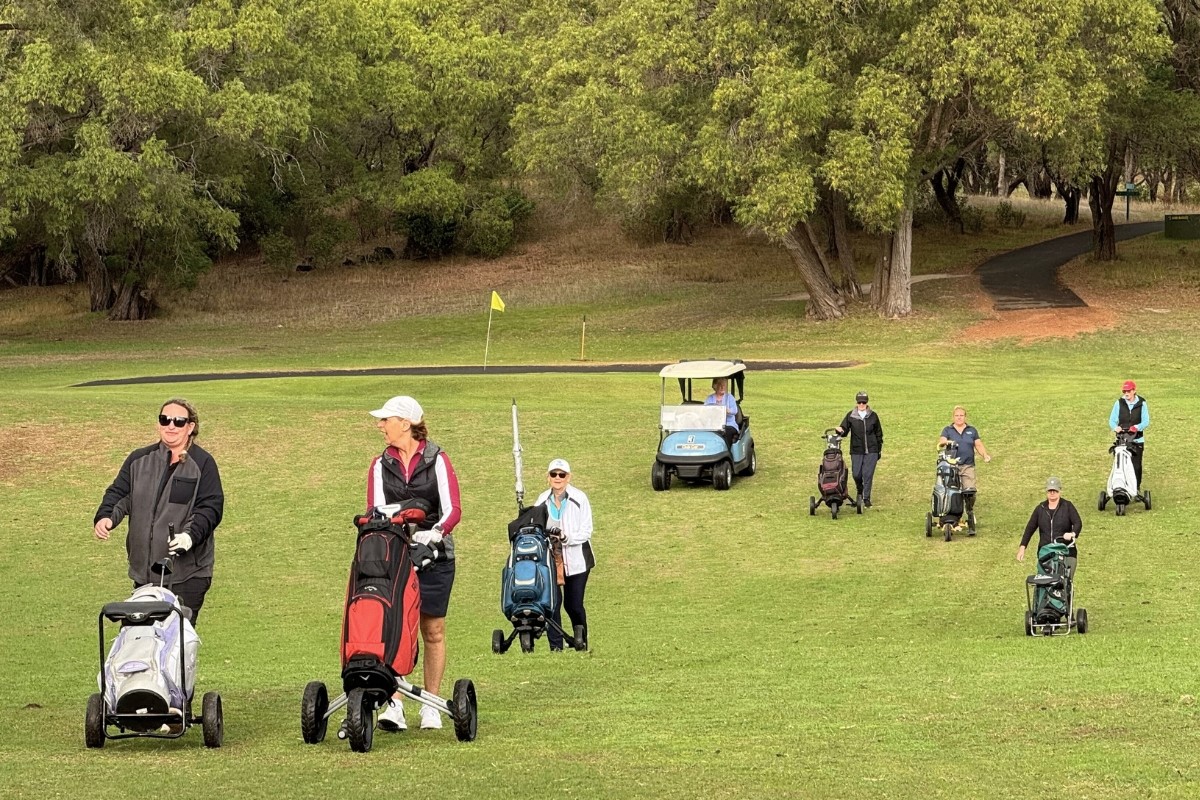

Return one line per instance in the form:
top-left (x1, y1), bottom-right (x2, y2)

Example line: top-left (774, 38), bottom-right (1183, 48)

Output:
top-left (1131, 444), bottom-right (1144, 489)
top-left (850, 453), bottom-right (880, 502)
top-left (720, 426), bottom-right (739, 447)
top-left (548, 570), bottom-right (590, 650)
top-left (138, 576), bottom-right (212, 626)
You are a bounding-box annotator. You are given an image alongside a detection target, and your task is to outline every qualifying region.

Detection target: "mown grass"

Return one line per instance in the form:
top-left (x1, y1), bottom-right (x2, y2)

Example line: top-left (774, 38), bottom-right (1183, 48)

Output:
top-left (1, 202), bottom-right (1199, 799)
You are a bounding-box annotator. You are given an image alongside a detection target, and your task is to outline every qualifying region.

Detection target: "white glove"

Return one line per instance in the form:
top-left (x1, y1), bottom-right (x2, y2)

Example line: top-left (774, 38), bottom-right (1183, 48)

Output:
top-left (168, 532), bottom-right (193, 554)
top-left (412, 529), bottom-right (443, 547)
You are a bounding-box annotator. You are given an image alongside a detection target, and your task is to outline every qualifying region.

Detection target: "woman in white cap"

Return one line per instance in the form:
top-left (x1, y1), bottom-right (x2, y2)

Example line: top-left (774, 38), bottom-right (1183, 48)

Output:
top-left (1016, 476), bottom-right (1083, 577)
top-left (365, 396), bottom-right (462, 732)
top-left (536, 458), bottom-right (594, 651)
top-left (835, 391), bottom-right (884, 507)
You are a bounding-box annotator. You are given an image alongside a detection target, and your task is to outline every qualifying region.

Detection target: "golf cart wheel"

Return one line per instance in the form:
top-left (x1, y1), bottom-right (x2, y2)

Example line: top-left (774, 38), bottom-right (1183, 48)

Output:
top-left (830, 501), bottom-right (839, 520)
top-left (85, 692), bottom-right (105, 749)
top-left (925, 512), bottom-right (933, 538)
top-left (301, 681), bottom-right (329, 744)
top-left (1098, 491), bottom-right (1107, 512)
top-left (491, 629), bottom-right (505, 654)
top-left (345, 688), bottom-right (373, 753)
top-left (451, 678), bottom-right (479, 742)
top-left (1076, 608), bottom-right (1089, 634)
top-left (712, 460), bottom-right (733, 491)
top-left (519, 630), bottom-right (534, 653)
top-left (809, 496), bottom-right (817, 516)
top-left (967, 512), bottom-right (976, 536)
top-left (1143, 490), bottom-right (1152, 511)
top-left (943, 523), bottom-right (953, 542)
top-left (202, 691), bottom-right (224, 748)
top-left (651, 461), bottom-right (671, 492)
top-left (1024, 611), bottom-right (1034, 637)
top-left (739, 447), bottom-right (757, 476)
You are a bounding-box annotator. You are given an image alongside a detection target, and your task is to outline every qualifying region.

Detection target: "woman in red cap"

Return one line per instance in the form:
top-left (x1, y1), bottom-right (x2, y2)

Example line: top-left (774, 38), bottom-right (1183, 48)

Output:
top-left (1109, 380), bottom-right (1150, 489)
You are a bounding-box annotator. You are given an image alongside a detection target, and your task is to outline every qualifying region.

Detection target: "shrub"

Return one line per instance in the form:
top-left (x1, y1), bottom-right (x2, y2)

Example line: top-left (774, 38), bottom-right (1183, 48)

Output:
top-left (460, 197), bottom-right (515, 258)
top-left (307, 216), bottom-right (356, 267)
top-left (995, 200), bottom-right (1027, 229)
top-left (259, 230), bottom-right (296, 269)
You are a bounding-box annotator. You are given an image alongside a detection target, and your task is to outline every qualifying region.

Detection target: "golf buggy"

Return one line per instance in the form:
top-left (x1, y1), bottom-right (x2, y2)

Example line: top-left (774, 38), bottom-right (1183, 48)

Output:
top-left (651, 360), bottom-right (756, 491)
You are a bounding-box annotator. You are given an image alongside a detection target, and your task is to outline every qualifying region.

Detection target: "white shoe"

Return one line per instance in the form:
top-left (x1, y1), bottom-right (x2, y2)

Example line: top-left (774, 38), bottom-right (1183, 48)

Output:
top-left (377, 698), bottom-right (406, 732)
top-left (419, 704), bottom-right (442, 730)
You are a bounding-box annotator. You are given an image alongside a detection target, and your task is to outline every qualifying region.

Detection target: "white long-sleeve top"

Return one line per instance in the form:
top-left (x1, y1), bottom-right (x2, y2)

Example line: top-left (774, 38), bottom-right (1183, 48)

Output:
top-left (535, 485), bottom-right (594, 576)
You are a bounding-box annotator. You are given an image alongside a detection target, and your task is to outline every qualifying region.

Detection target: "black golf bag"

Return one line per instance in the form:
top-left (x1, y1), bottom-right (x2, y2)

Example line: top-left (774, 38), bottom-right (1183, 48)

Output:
top-left (931, 444), bottom-right (964, 524)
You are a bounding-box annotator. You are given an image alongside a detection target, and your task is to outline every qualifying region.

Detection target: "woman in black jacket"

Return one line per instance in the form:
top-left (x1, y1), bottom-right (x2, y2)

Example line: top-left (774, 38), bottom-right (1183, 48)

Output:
top-left (835, 391), bottom-right (884, 507)
top-left (1016, 476), bottom-right (1082, 577)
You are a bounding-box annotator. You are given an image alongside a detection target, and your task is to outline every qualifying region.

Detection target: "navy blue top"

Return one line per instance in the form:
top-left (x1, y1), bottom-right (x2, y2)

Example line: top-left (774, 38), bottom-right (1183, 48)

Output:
top-left (941, 424), bottom-right (982, 466)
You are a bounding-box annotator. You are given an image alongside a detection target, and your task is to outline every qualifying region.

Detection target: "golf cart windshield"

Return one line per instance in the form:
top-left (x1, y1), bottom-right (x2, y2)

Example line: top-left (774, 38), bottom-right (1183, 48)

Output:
top-left (660, 404), bottom-right (725, 432)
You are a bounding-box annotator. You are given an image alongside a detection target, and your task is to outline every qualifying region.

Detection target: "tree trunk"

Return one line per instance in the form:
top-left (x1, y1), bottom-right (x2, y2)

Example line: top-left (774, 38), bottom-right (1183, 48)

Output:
top-left (80, 243), bottom-right (114, 312)
top-left (878, 206), bottom-right (913, 318)
top-left (780, 223), bottom-right (846, 320)
top-left (1089, 171), bottom-right (1119, 261)
top-left (108, 279), bottom-right (156, 320)
top-left (827, 189), bottom-right (863, 300)
top-left (930, 159), bottom-right (964, 232)
top-left (1057, 184), bottom-right (1081, 225)
top-left (1029, 169), bottom-right (1053, 199)
top-left (872, 232), bottom-right (892, 309)
top-left (997, 151), bottom-right (1006, 197)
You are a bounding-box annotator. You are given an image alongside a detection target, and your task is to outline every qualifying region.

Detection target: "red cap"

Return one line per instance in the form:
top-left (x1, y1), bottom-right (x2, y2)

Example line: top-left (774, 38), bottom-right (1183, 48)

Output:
top-left (1122, 380), bottom-right (1136, 392)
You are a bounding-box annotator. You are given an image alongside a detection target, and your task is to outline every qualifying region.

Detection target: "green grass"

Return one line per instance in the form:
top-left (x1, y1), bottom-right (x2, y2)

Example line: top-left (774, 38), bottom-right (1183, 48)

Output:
top-left (2, 216), bottom-right (1200, 799)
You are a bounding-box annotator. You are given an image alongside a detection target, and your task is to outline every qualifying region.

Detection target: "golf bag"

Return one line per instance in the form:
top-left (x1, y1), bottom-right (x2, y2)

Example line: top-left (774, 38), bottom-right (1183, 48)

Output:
top-left (501, 503), bottom-right (558, 626)
top-left (341, 501), bottom-right (427, 694)
top-left (931, 444), bottom-right (964, 523)
top-left (99, 585), bottom-right (200, 720)
top-left (1032, 543), bottom-right (1072, 624)
top-left (1107, 434), bottom-right (1140, 504)
top-left (818, 436), bottom-right (849, 502)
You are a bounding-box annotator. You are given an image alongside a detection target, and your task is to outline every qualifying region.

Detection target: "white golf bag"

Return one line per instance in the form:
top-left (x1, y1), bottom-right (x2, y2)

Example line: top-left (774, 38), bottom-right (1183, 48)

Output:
top-left (98, 585), bottom-right (200, 717)
top-left (1107, 442), bottom-right (1139, 504)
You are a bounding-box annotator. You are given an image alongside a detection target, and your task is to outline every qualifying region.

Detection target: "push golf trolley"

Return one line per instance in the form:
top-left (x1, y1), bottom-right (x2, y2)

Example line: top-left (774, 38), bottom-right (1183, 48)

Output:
top-left (300, 504), bottom-right (478, 753)
top-left (809, 429), bottom-right (861, 519)
top-left (1098, 431), bottom-right (1151, 516)
top-left (86, 545), bottom-right (223, 748)
top-left (926, 442), bottom-right (975, 541)
top-left (1024, 542), bottom-right (1088, 637)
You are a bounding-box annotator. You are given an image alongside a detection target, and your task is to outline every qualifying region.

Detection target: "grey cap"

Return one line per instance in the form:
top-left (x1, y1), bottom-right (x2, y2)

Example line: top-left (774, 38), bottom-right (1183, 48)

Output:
top-left (856, 391), bottom-right (868, 403)
top-left (1045, 476), bottom-right (1063, 492)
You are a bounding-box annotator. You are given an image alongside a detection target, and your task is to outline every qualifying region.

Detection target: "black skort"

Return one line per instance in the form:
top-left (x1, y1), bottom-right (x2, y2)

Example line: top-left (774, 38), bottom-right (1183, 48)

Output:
top-left (418, 560), bottom-right (455, 618)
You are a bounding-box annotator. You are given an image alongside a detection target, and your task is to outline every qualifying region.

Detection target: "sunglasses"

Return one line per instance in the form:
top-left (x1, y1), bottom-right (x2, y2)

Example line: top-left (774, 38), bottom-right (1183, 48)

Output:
top-left (857, 401), bottom-right (868, 405)
top-left (158, 415), bottom-right (190, 428)
top-left (548, 471), bottom-right (568, 478)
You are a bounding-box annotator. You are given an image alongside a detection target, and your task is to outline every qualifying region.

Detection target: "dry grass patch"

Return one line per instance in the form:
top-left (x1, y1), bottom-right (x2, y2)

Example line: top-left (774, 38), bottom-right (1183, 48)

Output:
top-left (0, 422), bottom-right (117, 487)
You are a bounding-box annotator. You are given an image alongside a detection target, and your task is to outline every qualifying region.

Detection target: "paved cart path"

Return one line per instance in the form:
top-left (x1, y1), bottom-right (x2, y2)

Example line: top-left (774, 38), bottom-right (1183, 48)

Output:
top-left (976, 221), bottom-right (1163, 310)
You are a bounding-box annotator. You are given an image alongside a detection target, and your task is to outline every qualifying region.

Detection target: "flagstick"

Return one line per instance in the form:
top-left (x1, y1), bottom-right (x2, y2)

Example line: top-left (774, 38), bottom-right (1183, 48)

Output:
top-left (484, 307), bottom-right (494, 369)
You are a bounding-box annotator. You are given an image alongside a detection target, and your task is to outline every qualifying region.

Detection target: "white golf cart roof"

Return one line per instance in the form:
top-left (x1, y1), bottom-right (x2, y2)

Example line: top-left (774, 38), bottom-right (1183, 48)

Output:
top-left (658, 360), bottom-right (745, 379)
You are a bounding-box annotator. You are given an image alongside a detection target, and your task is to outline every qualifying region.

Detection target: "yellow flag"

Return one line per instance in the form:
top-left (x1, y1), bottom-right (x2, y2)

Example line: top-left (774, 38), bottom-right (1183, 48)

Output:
top-left (490, 290), bottom-right (506, 312)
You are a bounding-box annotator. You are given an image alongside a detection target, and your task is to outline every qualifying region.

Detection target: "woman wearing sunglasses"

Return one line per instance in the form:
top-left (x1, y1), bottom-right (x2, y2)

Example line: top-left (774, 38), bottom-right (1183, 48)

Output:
top-left (536, 458), bottom-right (594, 651)
top-left (834, 391), bottom-right (884, 508)
top-left (93, 398), bottom-right (225, 624)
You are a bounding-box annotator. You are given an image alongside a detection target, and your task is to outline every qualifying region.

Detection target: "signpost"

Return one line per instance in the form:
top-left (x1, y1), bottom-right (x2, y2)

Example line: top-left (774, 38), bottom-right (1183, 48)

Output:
top-left (1114, 182), bottom-right (1138, 221)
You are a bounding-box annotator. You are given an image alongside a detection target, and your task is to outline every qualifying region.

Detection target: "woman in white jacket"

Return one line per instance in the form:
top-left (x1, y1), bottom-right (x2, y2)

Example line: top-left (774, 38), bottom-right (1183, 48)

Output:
top-left (537, 458), bottom-right (594, 651)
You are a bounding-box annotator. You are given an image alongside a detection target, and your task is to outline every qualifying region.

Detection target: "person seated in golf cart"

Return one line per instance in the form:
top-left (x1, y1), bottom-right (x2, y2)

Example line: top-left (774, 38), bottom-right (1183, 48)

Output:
top-left (704, 377), bottom-right (740, 446)
top-left (1016, 476), bottom-right (1082, 578)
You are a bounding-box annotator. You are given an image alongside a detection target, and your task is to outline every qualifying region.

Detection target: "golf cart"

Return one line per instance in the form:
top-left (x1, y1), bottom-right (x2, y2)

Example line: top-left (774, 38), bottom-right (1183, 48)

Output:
top-left (651, 360), bottom-right (756, 491)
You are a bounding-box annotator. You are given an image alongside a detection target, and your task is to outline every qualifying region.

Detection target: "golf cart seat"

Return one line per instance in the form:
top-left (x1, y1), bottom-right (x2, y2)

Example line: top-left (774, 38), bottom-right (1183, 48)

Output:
top-left (1026, 574), bottom-right (1064, 589)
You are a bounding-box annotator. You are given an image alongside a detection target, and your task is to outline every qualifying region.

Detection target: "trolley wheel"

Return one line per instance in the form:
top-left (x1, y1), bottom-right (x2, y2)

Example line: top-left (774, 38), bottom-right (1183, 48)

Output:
top-left (202, 691), bottom-right (224, 748)
top-left (855, 498), bottom-right (863, 514)
top-left (712, 459), bottom-right (733, 491)
top-left (85, 692), bottom-right (105, 749)
top-left (739, 446), bottom-right (757, 476)
top-left (451, 678), bottom-right (479, 742)
top-left (651, 461), bottom-right (670, 491)
top-left (491, 629), bottom-right (505, 654)
top-left (809, 496), bottom-right (817, 516)
top-left (301, 681), bottom-right (329, 744)
top-left (1024, 610), bottom-right (1033, 636)
top-left (1098, 491), bottom-right (1107, 511)
top-left (967, 512), bottom-right (976, 536)
top-left (519, 630), bottom-right (534, 653)
top-left (925, 512), bottom-right (933, 537)
top-left (943, 523), bottom-right (953, 542)
top-left (1143, 490), bottom-right (1151, 511)
top-left (1116, 504), bottom-right (1126, 517)
top-left (1076, 608), bottom-right (1089, 634)
top-left (830, 501), bottom-right (839, 520)
top-left (345, 687), bottom-right (373, 753)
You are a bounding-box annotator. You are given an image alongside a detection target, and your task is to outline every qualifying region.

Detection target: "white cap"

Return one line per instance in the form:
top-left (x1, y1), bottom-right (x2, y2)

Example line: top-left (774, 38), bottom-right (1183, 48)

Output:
top-left (548, 458), bottom-right (571, 474)
top-left (369, 396), bottom-right (424, 423)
